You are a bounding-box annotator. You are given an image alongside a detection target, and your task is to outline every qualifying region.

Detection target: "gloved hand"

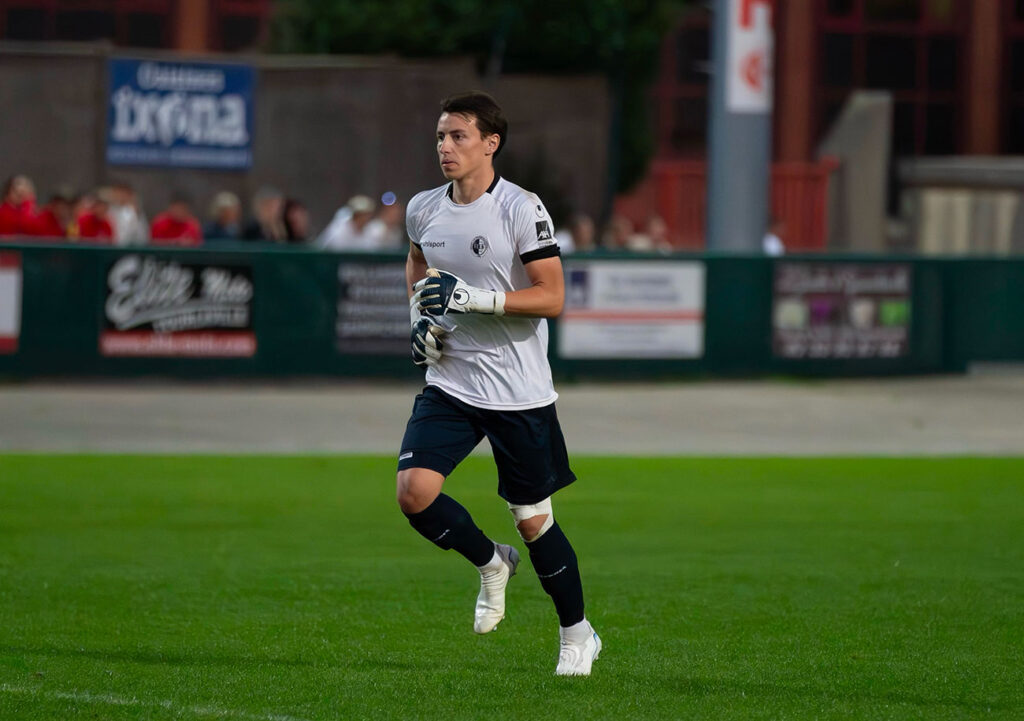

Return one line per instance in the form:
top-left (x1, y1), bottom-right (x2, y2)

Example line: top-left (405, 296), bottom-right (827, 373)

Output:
top-left (410, 296), bottom-right (448, 368)
top-left (411, 268), bottom-right (506, 317)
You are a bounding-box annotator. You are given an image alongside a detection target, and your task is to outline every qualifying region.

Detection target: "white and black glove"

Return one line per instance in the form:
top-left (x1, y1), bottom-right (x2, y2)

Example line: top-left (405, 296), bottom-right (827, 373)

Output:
top-left (410, 298), bottom-right (448, 368)
top-left (411, 268), bottom-right (506, 317)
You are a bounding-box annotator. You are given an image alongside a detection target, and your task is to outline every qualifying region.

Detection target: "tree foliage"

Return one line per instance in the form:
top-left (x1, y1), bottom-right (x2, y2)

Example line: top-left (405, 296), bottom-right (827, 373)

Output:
top-left (271, 0), bottom-right (689, 193)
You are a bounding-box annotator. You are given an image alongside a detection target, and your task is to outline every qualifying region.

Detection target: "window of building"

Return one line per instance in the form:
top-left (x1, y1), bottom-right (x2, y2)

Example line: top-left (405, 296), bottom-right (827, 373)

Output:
top-left (819, 0), bottom-right (967, 156)
top-left (0, 0), bottom-right (267, 51)
top-left (1005, 1), bottom-right (1024, 151)
top-left (655, 7), bottom-right (711, 157)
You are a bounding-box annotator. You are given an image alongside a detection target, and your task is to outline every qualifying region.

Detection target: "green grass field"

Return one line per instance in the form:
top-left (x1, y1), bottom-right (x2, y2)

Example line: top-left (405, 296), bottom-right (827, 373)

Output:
top-left (0, 456), bottom-right (1021, 720)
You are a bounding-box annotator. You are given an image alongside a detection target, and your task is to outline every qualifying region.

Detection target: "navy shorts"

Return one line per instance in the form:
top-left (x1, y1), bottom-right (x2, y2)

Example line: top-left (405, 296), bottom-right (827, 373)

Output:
top-left (397, 385), bottom-right (576, 505)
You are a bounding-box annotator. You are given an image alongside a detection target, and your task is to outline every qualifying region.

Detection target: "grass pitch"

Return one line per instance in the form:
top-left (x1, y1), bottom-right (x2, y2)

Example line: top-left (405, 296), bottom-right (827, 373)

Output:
top-left (0, 455), bottom-right (1021, 720)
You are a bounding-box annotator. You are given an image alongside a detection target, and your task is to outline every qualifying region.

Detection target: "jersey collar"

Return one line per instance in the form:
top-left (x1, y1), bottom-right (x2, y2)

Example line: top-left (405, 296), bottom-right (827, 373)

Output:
top-left (446, 175), bottom-right (501, 201)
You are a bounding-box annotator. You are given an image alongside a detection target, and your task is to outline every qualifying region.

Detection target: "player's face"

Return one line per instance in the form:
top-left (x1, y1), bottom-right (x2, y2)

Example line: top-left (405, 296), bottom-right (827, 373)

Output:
top-left (436, 112), bottom-right (497, 181)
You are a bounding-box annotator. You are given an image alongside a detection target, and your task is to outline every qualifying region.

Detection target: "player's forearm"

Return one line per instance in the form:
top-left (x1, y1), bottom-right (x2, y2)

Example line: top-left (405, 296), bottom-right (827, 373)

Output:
top-left (406, 249), bottom-right (428, 298)
top-left (503, 283), bottom-right (564, 318)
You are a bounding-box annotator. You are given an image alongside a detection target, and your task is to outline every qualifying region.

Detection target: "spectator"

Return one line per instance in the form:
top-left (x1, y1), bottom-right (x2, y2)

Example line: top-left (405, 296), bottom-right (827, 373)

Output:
top-left (602, 214), bottom-right (635, 251)
top-left (318, 195), bottom-right (385, 251)
top-left (28, 192), bottom-right (71, 239)
top-left (107, 181), bottom-right (149, 247)
top-left (150, 193), bottom-right (202, 246)
top-left (76, 194), bottom-right (115, 243)
top-left (763, 218), bottom-right (786, 256)
top-left (0, 175), bottom-right (37, 236)
top-left (365, 199), bottom-right (405, 250)
top-left (283, 198), bottom-right (310, 243)
top-left (204, 191), bottom-right (243, 241)
top-left (65, 191), bottom-right (96, 240)
top-left (555, 213), bottom-right (596, 254)
top-left (242, 186), bottom-right (287, 243)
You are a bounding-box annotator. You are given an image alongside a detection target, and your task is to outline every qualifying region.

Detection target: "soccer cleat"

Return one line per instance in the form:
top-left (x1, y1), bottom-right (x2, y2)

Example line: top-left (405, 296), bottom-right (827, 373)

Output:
top-left (555, 624), bottom-right (602, 676)
top-left (473, 543), bottom-right (520, 634)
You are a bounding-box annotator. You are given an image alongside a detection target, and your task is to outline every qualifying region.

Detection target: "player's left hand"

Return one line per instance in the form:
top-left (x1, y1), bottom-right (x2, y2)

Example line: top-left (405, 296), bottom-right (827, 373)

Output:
top-left (412, 268), bottom-right (506, 317)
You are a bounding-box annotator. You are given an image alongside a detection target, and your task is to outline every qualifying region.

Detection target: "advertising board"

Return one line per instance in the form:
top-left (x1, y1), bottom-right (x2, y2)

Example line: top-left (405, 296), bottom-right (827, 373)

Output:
top-left (772, 262), bottom-right (912, 359)
top-left (559, 261), bottom-right (706, 359)
top-left (100, 254), bottom-right (256, 357)
top-left (107, 58), bottom-right (255, 169)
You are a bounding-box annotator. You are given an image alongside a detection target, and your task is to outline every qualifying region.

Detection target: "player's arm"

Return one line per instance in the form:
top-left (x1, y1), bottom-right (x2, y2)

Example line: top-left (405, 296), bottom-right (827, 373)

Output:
top-left (502, 256), bottom-right (564, 318)
top-left (406, 241), bottom-right (428, 298)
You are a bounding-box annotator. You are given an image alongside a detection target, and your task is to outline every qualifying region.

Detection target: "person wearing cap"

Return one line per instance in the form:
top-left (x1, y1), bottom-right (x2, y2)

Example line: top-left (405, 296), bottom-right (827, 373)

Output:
top-left (317, 194), bottom-right (387, 251)
top-left (204, 191), bottom-right (243, 242)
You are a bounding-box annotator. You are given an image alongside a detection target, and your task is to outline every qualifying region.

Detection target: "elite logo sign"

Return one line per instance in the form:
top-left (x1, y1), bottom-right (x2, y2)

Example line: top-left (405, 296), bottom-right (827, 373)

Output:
top-left (100, 254), bottom-right (256, 357)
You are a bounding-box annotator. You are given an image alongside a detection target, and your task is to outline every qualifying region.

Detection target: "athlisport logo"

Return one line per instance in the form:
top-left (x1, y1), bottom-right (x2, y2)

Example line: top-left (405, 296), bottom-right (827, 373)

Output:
top-left (471, 236), bottom-right (489, 257)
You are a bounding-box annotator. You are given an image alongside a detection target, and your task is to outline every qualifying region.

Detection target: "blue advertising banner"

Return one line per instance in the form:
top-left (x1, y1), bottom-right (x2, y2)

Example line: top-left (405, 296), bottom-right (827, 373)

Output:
top-left (107, 58), bottom-right (255, 170)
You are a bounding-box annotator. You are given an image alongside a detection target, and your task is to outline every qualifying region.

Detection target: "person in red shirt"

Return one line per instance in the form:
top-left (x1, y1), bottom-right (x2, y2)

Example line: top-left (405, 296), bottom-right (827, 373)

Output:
top-left (27, 193), bottom-right (71, 239)
top-left (0, 175), bottom-right (37, 237)
top-left (150, 193), bottom-right (203, 247)
top-left (76, 195), bottom-right (115, 243)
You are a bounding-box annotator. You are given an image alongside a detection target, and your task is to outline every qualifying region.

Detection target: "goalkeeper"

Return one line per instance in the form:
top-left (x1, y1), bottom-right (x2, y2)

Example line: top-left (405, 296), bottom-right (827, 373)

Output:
top-left (397, 91), bottom-right (600, 676)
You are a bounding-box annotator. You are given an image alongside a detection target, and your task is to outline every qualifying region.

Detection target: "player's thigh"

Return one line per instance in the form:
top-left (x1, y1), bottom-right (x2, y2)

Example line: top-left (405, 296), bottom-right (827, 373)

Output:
top-left (397, 387), bottom-right (483, 501)
top-left (482, 403), bottom-right (576, 505)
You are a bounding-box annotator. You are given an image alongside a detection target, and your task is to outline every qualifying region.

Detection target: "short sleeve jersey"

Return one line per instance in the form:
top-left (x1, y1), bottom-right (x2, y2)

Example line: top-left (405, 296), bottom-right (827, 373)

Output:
top-left (406, 176), bottom-right (561, 411)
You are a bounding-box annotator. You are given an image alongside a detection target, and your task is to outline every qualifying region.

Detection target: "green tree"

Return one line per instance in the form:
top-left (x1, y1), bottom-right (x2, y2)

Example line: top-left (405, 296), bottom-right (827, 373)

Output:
top-left (271, 0), bottom-right (688, 193)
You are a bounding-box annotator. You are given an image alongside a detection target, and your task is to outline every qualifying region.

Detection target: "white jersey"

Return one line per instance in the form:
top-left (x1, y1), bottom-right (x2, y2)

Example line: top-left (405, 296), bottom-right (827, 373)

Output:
top-left (407, 176), bottom-right (561, 411)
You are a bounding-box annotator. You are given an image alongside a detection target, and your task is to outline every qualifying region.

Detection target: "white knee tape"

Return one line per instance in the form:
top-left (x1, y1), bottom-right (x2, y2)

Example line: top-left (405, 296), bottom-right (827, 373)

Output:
top-left (508, 498), bottom-right (554, 540)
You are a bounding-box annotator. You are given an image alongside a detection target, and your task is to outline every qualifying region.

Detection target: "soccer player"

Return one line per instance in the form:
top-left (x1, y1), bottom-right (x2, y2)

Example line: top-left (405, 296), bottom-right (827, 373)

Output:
top-left (397, 91), bottom-right (600, 676)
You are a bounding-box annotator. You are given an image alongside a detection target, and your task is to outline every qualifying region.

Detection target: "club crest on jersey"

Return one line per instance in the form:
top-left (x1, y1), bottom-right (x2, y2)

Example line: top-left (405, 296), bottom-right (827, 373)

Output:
top-left (536, 220), bottom-right (552, 241)
top-left (471, 235), bottom-right (489, 257)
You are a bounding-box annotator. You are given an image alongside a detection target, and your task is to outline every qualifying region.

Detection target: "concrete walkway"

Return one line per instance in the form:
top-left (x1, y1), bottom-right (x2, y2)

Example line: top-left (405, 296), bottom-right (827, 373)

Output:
top-left (2, 372), bottom-right (1022, 455)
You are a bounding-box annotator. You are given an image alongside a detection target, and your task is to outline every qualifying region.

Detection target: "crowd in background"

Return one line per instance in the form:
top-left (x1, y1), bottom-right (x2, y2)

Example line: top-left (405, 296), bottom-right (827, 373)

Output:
top-left (0, 173), bottom-right (755, 255)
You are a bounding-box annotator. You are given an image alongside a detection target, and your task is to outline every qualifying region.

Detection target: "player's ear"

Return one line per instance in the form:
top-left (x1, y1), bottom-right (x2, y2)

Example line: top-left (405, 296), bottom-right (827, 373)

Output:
top-left (485, 134), bottom-right (500, 156)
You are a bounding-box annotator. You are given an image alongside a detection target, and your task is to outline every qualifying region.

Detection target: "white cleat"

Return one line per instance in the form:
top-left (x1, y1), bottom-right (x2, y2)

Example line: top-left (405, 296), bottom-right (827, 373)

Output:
top-left (473, 543), bottom-right (520, 634)
top-left (555, 625), bottom-right (602, 676)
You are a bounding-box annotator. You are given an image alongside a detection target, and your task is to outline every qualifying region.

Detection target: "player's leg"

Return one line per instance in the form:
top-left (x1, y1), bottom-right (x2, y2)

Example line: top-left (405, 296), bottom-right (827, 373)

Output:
top-left (509, 498), bottom-right (600, 676)
top-left (484, 403), bottom-right (600, 675)
top-left (396, 386), bottom-right (518, 634)
top-left (397, 466), bottom-right (494, 567)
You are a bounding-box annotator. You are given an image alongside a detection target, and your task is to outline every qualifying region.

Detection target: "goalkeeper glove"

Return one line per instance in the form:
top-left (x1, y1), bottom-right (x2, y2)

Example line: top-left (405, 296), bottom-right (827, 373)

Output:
top-left (411, 268), bottom-right (506, 317)
top-left (410, 297), bottom-right (448, 368)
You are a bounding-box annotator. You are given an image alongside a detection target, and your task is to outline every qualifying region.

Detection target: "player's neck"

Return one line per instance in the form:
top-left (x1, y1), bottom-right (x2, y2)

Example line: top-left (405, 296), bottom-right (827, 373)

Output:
top-left (450, 167), bottom-right (496, 205)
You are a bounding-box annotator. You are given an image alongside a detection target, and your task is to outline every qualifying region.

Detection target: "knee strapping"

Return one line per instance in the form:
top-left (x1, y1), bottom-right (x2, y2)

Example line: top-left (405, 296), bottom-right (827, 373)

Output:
top-left (508, 497), bottom-right (554, 541)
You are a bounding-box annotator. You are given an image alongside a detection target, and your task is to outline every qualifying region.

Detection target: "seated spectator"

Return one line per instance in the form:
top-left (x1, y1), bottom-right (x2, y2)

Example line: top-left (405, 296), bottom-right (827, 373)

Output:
top-left (107, 181), bottom-right (149, 247)
top-left (150, 193), bottom-right (202, 246)
top-left (242, 186), bottom-right (287, 243)
top-left (76, 194), bottom-right (115, 243)
top-left (366, 199), bottom-right (405, 250)
top-left (203, 191), bottom-right (242, 242)
top-left (763, 219), bottom-right (786, 256)
top-left (28, 192), bottom-right (72, 239)
top-left (602, 214), bottom-right (635, 251)
top-left (283, 198), bottom-right (310, 243)
top-left (65, 191), bottom-right (96, 240)
top-left (0, 175), bottom-right (37, 236)
top-left (555, 213), bottom-right (596, 254)
top-left (318, 195), bottom-right (385, 251)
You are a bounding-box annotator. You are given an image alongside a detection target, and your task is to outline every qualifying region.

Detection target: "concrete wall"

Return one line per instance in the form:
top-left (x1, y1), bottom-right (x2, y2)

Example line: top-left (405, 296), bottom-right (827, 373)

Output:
top-left (0, 42), bottom-right (609, 235)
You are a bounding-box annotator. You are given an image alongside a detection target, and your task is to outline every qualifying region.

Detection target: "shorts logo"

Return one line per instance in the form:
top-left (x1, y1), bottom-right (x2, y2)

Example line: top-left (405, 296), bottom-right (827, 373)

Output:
top-left (471, 236), bottom-right (489, 257)
top-left (536, 220), bottom-right (552, 241)
top-left (399, 451), bottom-right (413, 461)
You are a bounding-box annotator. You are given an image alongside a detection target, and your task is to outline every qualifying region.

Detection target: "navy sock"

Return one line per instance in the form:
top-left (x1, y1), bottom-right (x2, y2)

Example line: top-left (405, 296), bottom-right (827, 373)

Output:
top-left (525, 521), bottom-right (585, 627)
top-left (404, 493), bottom-right (495, 567)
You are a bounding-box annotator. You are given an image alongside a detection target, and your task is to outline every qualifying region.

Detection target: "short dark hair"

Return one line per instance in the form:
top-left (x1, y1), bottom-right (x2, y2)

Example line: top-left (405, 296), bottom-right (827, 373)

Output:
top-left (441, 91), bottom-right (508, 157)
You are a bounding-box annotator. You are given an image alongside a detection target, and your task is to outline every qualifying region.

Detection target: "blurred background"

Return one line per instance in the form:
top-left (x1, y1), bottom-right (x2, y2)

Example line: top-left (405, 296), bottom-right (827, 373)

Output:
top-left (0, 0), bottom-right (1021, 384)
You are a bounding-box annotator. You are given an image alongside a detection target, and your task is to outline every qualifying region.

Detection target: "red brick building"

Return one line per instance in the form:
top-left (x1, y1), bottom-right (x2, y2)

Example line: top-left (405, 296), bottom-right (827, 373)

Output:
top-left (619, 0), bottom-right (1013, 249)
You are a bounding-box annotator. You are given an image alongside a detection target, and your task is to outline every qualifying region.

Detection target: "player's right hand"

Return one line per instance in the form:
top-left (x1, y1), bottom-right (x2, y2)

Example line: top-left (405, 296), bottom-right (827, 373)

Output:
top-left (411, 316), bottom-right (447, 368)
